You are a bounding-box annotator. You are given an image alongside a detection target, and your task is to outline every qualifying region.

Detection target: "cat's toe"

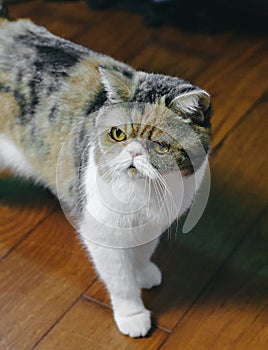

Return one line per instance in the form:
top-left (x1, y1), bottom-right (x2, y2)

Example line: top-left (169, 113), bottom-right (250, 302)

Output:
top-left (115, 309), bottom-right (151, 338)
top-left (137, 262), bottom-right (162, 289)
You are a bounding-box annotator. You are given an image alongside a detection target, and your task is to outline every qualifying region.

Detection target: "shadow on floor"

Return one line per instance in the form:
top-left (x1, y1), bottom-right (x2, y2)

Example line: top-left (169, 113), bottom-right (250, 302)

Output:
top-left (0, 174), bottom-right (56, 208)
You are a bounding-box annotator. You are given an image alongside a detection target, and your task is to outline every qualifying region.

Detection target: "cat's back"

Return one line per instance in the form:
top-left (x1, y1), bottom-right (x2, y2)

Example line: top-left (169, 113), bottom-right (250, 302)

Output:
top-left (0, 18), bottom-right (131, 84)
top-left (0, 18), bottom-right (133, 130)
top-left (0, 19), bottom-right (91, 69)
top-left (0, 18), bottom-right (97, 98)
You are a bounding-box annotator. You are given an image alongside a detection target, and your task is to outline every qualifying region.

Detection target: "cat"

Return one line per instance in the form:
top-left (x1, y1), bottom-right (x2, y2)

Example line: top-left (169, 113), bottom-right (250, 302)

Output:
top-left (0, 18), bottom-right (211, 337)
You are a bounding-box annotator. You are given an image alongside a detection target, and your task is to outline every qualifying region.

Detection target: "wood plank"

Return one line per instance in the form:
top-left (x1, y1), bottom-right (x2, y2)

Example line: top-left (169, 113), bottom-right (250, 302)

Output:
top-left (156, 25), bottom-right (265, 59)
top-left (203, 42), bottom-right (268, 147)
top-left (159, 208), bottom-right (268, 350)
top-left (0, 209), bottom-right (96, 350)
top-left (11, 1), bottom-right (100, 25)
top-left (10, 1), bottom-right (93, 41)
top-left (35, 298), bottom-right (168, 350)
top-left (130, 30), bottom-right (233, 79)
top-left (0, 175), bottom-right (56, 258)
top-left (131, 43), bottom-right (208, 80)
top-left (85, 93), bottom-right (268, 331)
top-left (74, 9), bottom-right (155, 61)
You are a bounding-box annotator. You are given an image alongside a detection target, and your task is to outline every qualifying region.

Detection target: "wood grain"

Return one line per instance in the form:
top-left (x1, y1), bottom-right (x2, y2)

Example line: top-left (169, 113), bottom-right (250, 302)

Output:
top-left (0, 174), bottom-right (56, 258)
top-left (35, 298), bottom-right (168, 350)
top-left (160, 209), bottom-right (268, 350)
top-left (203, 42), bottom-right (268, 147)
top-left (0, 209), bottom-right (96, 350)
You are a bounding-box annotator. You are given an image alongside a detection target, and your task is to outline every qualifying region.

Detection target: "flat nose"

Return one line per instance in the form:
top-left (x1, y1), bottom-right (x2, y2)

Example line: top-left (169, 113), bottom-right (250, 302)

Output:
top-left (127, 141), bottom-right (145, 158)
top-left (129, 151), bottom-right (141, 158)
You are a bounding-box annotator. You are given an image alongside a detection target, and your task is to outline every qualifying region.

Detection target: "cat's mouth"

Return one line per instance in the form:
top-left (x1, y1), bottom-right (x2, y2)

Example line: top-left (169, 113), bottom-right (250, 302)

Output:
top-left (127, 164), bottom-right (138, 177)
top-left (125, 159), bottom-right (151, 179)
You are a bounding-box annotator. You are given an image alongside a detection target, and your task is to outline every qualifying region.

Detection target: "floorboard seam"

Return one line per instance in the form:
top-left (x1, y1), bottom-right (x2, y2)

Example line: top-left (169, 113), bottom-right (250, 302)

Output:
top-left (82, 293), bottom-right (112, 310)
top-left (0, 205), bottom-right (57, 262)
top-left (30, 278), bottom-right (98, 350)
top-left (212, 91), bottom-right (268, 157)
top-left (82, 294), bottom-right (173, 336)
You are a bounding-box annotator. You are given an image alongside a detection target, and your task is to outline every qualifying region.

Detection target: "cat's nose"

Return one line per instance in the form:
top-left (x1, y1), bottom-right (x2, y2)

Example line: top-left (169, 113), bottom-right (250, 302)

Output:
top-left (127, 141), bottom-right (144, 158)
top-left (129, 151), bottom-right (141, 158)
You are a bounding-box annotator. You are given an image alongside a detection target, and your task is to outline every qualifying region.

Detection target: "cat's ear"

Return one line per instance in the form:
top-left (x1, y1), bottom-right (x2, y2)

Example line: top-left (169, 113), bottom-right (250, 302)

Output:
top-left (98, 66), bottom-right (135, 103)
top-left (168, 90), bottom-right (211, 125)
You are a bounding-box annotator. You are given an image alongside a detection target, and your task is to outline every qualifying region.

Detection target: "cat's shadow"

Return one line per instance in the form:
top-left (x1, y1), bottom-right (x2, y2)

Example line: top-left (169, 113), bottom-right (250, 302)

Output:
top-left (144, 180), bottom-right (268, 326)
top-left (0, 173), bottom-right (55, 208)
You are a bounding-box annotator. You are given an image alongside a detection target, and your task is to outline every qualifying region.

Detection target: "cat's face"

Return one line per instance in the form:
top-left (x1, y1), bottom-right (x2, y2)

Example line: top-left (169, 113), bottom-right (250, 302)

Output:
top-left (92, 67), bottom-right (211, 182)
top-left (94, 102), bottom-right (210, 181)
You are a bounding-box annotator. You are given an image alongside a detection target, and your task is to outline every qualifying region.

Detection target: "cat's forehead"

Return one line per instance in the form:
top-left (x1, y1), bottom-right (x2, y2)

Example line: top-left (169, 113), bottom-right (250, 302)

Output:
top-left (122, 122), bottom-right (166, 141)
top-left (96, 102), bottom-right (176, 132)
top-left (96, 102), bottom-right (207, 150)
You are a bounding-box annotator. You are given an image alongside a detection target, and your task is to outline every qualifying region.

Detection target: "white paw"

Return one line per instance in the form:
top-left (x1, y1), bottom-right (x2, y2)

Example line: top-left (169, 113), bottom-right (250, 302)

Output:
top-left (137, 262), bottom-right (162, 289)
top-left (115, 309), bottom-right (151, 337)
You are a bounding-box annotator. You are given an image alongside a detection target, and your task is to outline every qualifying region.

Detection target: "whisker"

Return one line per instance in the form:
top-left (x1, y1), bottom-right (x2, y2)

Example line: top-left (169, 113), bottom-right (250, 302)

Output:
top-left (146, 166), bottom-right (177, 239)
top-left (155, 172), bottom-right (179, 240)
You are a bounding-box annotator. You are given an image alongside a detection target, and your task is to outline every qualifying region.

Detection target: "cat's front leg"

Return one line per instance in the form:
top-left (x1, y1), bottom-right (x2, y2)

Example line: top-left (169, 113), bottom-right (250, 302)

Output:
top-left (84, 241), bottom-right (151, 337)
top-left (134, 238), bottom-right (162, 290)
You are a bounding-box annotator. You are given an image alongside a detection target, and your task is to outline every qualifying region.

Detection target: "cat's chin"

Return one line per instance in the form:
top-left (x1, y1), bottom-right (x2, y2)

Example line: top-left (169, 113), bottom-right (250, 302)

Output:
top-left (126, 165), bottom-right (146, 180)
top-left (127, 165), bottom-right (138, 178)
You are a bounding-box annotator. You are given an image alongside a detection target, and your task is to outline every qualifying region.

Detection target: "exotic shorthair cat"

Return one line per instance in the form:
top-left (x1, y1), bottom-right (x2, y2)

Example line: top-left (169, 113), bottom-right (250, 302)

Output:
top-left (0, 19), bottom-right (211, 337)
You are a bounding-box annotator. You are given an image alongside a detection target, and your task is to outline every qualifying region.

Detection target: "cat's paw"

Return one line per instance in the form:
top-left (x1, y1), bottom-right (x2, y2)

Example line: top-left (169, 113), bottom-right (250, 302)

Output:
top-left (137, 262), bottom-right (162, 289)
top-left (114, 309), bottom-right (151, 337)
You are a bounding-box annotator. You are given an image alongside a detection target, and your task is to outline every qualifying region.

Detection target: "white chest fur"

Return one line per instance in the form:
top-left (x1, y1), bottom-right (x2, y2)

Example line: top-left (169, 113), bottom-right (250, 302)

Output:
top-left (80, 147), bottom-right (207, 248)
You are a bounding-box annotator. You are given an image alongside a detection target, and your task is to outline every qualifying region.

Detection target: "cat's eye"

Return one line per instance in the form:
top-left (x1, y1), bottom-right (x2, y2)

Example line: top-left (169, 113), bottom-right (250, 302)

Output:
top-left (153, 142), bottom-right (170, 154)
top-left (110, 127), bottom-right (127, 142)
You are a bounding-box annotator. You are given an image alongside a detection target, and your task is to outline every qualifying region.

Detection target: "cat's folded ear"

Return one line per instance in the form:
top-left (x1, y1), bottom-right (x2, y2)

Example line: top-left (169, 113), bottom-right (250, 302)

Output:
top-left (98, 66), bottom-right (136, 103)
top-left (168, 90), bottom-right (211, 126)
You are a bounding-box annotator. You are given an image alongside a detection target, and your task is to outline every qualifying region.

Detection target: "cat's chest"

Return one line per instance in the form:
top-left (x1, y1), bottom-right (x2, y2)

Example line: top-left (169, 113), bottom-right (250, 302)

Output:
top-left (85, 164), bottom-right (158, 225)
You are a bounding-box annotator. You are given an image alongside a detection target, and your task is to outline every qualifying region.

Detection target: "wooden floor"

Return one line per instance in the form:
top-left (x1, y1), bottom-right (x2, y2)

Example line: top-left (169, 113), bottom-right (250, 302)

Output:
top-left (1, 1), bottom-right (268, 349)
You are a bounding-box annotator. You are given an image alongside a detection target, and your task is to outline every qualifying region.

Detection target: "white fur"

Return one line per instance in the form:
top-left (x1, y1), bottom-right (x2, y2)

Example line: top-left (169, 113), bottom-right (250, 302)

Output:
top-left (0, 134), bottom-right (37, 178)
top-left (79, 142), bottom-right (207, 337)
top-left (169, 90), bottom-right (210, 115)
